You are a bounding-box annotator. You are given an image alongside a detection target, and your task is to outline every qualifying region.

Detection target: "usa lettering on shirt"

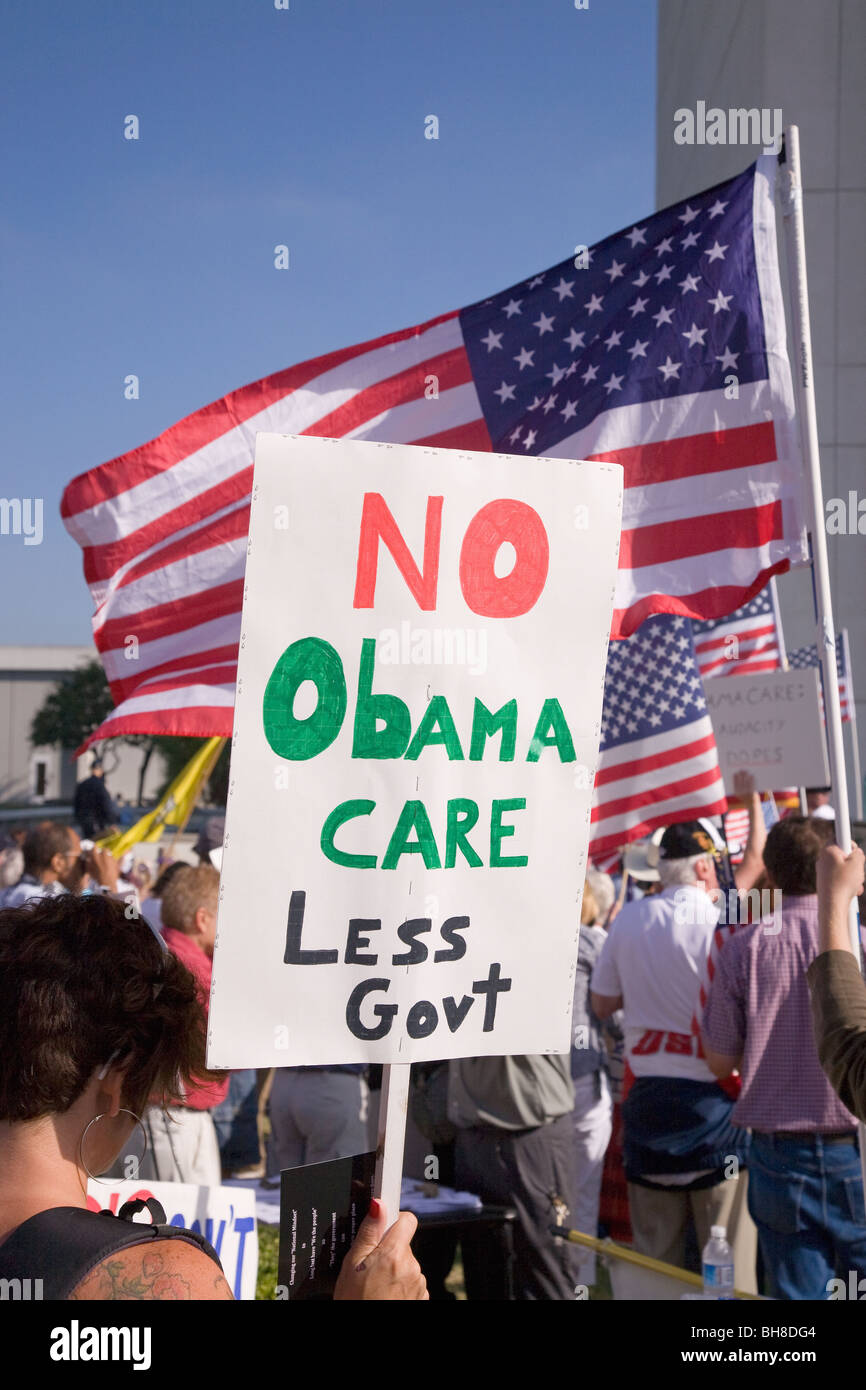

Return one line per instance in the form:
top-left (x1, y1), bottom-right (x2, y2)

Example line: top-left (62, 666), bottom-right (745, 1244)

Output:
top-left (592, 884), bottom-right (720, 1083)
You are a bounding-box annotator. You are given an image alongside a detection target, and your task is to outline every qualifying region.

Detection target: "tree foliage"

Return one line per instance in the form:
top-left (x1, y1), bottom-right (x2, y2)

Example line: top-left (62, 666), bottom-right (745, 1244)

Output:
top-left (30, 662), bottom-right (228, 807)
top-left (30, 660), bottom-right (114, 750)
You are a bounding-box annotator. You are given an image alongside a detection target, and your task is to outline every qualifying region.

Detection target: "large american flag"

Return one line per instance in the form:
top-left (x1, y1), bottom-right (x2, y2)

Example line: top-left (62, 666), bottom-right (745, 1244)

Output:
top-left (62, 154), bottom-right (806, 747)
top-left (787, 631), bottom-right (853, 723)
top-left (692, 588), bottom-right (782, 680)
top-left (590, 613), bottom-right (727, 860)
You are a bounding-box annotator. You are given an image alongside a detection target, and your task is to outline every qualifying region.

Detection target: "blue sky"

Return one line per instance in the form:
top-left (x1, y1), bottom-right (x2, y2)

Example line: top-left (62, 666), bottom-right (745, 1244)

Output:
top-left (0, 0), bottom-right (657, 644)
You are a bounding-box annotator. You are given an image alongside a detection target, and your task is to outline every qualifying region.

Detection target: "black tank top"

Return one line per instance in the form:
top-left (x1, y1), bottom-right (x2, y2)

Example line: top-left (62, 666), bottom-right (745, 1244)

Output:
top-left (0, 1202), bottom-right (223, 1300)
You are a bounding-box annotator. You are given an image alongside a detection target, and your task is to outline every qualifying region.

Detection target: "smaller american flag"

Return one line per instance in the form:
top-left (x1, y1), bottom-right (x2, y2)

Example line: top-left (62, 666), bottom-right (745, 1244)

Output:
top-left (724, 791), bottom-right (780, 863)
top-left (590, 613), bottom-right (727, 860)
top-left (787, 632), bottom-right (852, 723)
top-left (692, 589), bottom-right (781, 680)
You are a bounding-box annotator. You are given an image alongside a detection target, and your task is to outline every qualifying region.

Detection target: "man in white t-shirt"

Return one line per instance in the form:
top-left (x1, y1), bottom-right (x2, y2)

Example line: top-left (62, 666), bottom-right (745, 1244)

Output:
top-left (591, 821), bottom-right (756, 1291)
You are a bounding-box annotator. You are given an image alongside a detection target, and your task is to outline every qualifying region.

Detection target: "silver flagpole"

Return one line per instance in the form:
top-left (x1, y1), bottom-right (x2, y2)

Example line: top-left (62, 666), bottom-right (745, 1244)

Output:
top-left (768, 576), bottom-right (787, 668)
top-left (779, 126), bottom-right (866, 1188)
top-left (779, 128), bottom-right (857, 896)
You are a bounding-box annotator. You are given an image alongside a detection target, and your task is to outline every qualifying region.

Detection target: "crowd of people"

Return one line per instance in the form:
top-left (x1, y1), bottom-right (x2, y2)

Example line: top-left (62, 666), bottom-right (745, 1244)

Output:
top-left (1, 757), bottom-right (866, 1302)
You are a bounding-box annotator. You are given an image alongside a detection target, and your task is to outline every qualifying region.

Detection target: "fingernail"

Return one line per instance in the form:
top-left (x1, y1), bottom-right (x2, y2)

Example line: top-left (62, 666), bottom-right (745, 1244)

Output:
top-left (368, 1198), bottom-right (382, 1219)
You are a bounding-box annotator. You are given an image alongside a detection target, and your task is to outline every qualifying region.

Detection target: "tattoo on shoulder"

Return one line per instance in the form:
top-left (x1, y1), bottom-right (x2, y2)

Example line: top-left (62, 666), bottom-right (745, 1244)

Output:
top-left (70, 1250), bottom-right (193, 1301)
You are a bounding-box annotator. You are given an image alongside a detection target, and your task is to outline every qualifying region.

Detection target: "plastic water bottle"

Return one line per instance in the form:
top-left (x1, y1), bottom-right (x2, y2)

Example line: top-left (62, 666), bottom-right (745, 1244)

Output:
top-left (702, 1224), bottom-right (735, 1299)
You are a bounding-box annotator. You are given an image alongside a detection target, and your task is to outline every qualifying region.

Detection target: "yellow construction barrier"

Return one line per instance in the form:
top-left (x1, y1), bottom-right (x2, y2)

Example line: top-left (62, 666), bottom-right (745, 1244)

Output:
top-left (560, 1228), bottom-right (765, 1301)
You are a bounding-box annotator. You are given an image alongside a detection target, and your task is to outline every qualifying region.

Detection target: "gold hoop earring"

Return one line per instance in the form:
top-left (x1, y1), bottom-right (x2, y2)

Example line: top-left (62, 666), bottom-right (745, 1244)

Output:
top-left (79, 1109), bottom-right (148, 1184)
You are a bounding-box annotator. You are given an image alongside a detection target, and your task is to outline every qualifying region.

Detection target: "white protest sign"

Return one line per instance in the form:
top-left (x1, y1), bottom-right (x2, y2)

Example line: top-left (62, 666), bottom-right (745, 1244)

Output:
top-left (703, 666), bottom-right (829, 793)
top-left (208, 434), bottom-right (622, 1066)
top-left (85, 1179), bottom-right (258, 1300)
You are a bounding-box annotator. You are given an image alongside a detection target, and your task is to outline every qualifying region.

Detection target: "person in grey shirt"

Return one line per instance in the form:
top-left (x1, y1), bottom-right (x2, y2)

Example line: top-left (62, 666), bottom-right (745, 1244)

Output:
top-left (569, 871), bottom-right (617, 1288)
top-left (448, 1051), bottom-right (579, 1300)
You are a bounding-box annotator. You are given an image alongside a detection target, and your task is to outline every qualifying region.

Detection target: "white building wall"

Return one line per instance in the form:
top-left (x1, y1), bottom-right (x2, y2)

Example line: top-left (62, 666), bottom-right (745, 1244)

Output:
top-left (656, 0), bottom-right (866, 806)
top-left (0, 646), bottom-right (166, 809)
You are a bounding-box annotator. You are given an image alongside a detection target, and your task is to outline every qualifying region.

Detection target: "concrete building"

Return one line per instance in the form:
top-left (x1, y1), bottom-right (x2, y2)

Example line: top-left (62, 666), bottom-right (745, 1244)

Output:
top-left (657, 0), bottom-right (866, 807)
top-left (0, 645), bottom-right (166, 811)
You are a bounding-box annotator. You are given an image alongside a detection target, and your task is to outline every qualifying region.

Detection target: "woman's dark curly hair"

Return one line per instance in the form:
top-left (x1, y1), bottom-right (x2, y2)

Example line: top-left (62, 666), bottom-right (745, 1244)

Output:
top-left (0, 892), bottom-right (224, 1121)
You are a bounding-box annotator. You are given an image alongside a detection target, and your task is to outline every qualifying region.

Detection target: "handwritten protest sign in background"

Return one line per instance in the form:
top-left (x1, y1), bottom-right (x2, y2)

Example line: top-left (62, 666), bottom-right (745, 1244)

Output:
top-left (704, 666), bottom-right (829, 792)
top-left (208, 435), bottom-right (622, 1067)
top-left (85, 1180), bottom-right (258, 1300)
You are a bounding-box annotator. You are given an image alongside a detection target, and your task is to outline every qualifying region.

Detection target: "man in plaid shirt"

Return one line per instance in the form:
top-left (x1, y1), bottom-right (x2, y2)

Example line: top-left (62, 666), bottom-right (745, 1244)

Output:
top-left (702, 817), bottom-right (866, 1300)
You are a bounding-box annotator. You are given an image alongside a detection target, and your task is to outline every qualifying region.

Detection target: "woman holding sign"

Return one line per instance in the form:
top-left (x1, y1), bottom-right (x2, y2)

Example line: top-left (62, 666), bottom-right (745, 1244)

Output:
top-left (0, 893), bottom-right (427, 1300)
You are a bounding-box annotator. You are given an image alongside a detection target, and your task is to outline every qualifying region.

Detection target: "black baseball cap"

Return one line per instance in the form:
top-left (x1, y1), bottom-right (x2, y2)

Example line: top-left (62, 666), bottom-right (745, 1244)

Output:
top-left (659, 821), bottom-right (719, 861)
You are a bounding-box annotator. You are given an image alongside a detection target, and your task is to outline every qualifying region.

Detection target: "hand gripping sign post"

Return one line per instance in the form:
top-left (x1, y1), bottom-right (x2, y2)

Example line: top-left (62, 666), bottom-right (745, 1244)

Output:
top-left (208, 435), bottom-right (623, 1220)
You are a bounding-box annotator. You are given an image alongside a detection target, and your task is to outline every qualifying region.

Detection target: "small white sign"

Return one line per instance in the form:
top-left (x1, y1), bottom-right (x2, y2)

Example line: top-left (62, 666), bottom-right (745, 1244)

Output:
top-left (208, 434), bottom-right (623, 1066)
top-left (86, 1179), bottom-right (258, 1300)
top-left (703, 667), bottom-right (829, 792)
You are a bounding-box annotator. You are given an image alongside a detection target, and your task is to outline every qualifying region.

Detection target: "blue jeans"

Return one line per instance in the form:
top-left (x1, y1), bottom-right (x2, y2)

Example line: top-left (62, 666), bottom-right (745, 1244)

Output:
top-left (748, 1133), bottom-right (866, 1299)
top-left (211, 1069), bottom-right (260, 1171)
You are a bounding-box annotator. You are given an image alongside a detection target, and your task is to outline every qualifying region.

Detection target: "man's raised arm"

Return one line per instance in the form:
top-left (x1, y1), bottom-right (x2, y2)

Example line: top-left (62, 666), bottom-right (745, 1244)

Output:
top-left (807, 844), bottom-right (866, 1119)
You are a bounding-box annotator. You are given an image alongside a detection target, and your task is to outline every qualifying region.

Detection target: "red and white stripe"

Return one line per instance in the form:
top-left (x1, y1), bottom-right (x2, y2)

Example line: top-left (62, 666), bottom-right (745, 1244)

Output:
top-left (722, 808), bottom-right (751, 855)
top-left (591, 849), bottom-right (622, 876)
top-left (693, 611), bottom-right (781, 680)
top-left (816, 674), bottom-right (851, 723)
top-left (545, 381), bottom-right (803, 635)
top-left (589, 715), bottom-right (727, 861)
